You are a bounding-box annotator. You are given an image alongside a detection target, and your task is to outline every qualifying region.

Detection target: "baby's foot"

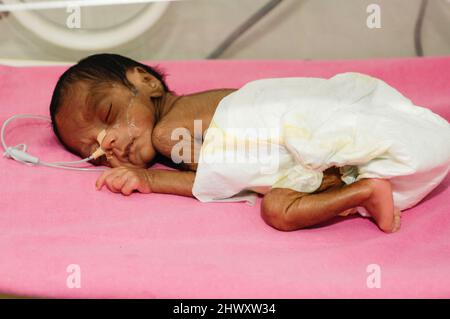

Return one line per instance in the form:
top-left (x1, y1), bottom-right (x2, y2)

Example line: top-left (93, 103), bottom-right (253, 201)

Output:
top-left (362, 179), bottom-right (401, 233)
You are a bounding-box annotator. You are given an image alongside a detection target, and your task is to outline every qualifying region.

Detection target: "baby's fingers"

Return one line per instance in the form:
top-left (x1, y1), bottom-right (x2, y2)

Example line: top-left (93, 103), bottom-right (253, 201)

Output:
top-left (121, 176), bottom-right (140, 196)
top-left (105, 174), bottom-right (128, 193)
top-left (96, 168), bottom-right (125, 190)
top-left (96, 170), bottom-right (112, 190)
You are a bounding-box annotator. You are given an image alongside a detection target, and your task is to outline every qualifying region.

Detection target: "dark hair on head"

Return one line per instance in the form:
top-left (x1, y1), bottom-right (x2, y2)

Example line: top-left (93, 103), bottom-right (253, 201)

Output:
top-left (49, 53), bottom-right (171, 155)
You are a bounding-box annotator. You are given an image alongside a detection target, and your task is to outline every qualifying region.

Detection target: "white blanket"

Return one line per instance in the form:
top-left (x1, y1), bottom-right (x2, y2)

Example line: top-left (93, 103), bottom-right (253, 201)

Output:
top-left (192, 73), bottom-right (450, 214)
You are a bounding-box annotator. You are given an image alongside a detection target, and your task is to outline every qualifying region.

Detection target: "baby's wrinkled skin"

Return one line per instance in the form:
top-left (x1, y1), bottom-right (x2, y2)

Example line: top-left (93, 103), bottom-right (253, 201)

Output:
top-left (56, 67), bottom-right (174, 168)
top-left (55, 66), bottom-right (401, 233)
top-left (55, 66), bottom-right (235, 196)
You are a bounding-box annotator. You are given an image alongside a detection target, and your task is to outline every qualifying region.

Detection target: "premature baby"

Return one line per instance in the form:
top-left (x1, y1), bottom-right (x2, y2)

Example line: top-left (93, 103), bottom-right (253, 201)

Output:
top-left (50, 54), bottom-right (450, 234)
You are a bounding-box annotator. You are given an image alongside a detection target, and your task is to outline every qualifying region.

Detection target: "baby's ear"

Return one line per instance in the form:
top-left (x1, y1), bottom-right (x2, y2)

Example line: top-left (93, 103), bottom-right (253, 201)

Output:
top-left (130, 66), bottom-right (164, 98)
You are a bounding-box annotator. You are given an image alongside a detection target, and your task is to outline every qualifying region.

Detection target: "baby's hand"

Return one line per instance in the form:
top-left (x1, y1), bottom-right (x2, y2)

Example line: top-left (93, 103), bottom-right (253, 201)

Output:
top-left (95, 167), bottom-right (152, 195)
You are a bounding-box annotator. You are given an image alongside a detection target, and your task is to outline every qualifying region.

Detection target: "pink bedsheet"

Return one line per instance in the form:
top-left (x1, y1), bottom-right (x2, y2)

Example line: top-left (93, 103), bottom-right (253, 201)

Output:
top-left (0, 57), bottom-right (449, 298)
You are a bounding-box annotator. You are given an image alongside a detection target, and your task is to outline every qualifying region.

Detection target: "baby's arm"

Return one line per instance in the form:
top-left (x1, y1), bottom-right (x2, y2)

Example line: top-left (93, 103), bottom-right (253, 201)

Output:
top-left (148, 169), bottom-right (195, 197)
top-left (96, 167), bottom-right (195, 197)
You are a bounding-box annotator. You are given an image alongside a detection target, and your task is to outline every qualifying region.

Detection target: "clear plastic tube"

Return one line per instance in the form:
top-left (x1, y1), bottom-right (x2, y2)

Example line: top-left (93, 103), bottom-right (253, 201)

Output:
top-left (1, 113), bottom-right (108, 171)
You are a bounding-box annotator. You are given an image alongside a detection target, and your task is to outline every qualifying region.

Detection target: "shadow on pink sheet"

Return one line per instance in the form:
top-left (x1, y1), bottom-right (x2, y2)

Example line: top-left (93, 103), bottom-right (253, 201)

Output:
top-left (0, 56), bottom-right (449, 298)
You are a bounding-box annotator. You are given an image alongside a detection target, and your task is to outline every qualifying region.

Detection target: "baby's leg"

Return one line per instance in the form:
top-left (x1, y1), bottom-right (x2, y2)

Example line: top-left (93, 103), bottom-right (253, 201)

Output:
top-left (313, 167), bottom-right (358, 217)
top-left (261, 178), bottom-right (401, 233)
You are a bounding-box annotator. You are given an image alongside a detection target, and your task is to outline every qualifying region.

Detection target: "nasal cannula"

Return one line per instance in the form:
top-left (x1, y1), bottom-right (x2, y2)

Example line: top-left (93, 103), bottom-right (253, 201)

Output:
top-left (1, 114), bottom-right (107, 171)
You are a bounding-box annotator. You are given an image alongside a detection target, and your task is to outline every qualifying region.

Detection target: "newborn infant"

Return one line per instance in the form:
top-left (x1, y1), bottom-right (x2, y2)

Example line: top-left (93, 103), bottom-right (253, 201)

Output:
top-left (50, 53), bottom-right (450, 234)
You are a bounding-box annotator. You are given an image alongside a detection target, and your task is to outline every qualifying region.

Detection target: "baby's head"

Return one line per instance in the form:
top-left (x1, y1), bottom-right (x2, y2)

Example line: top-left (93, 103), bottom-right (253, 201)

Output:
top-left (50, 53), bottom-right (171, 168)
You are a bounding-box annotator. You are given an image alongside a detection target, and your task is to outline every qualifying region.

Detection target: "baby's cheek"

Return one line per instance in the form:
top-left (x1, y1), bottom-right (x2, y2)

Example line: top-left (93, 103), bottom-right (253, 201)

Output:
top-left (140, 142), bottom-right (157, 165)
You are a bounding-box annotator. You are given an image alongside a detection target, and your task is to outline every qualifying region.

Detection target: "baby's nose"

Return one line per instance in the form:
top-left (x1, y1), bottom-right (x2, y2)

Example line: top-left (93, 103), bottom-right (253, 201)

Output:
top-left (101, 132), bottom-right (128, 158)
top-left (100, 130), bottom-right (117, 149)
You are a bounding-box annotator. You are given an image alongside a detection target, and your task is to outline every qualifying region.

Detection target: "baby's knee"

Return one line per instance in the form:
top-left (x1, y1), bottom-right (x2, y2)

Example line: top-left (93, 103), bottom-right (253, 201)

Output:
top-left (261, 188), bottom-right (304, 232)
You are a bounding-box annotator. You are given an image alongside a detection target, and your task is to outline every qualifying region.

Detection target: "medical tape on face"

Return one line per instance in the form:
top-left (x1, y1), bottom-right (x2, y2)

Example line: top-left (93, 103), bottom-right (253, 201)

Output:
top-left (91, 129), bottom-right (107, 159)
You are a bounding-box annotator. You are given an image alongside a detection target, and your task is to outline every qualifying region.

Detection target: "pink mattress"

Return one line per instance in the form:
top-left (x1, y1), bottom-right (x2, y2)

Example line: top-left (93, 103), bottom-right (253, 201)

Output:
top-left (0, 57), bottom-right (449, 298)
